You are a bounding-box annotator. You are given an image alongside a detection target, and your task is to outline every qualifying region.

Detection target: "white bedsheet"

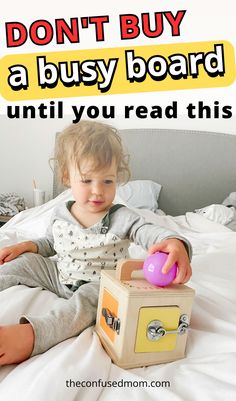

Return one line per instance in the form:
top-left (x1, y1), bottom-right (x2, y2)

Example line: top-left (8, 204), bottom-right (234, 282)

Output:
top-left (0, 191), bottom-right (236, 401)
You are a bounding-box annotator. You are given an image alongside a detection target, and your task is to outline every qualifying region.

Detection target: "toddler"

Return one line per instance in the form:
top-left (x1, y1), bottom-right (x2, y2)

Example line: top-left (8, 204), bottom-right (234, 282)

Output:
top-left (0, 121), bottom-right (192, 365)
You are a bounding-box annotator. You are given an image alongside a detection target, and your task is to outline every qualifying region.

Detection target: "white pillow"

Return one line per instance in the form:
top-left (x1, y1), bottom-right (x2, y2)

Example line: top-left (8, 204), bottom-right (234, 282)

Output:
top-left (222, 192), bottom-right (236, 208)
top-left (195, 204), bottom-right (234, 225)
top-left (116, 180), bottom-right (162, 212)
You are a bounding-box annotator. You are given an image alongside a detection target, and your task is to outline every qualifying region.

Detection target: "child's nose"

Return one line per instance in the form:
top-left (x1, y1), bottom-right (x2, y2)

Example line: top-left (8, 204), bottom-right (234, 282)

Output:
top-left (92, 182), bottom-right (103, 195)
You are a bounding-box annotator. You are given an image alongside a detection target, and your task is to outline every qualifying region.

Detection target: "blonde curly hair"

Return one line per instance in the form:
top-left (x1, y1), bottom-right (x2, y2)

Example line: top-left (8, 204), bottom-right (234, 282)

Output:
top-left (54, 121), bottom-right (130, 186)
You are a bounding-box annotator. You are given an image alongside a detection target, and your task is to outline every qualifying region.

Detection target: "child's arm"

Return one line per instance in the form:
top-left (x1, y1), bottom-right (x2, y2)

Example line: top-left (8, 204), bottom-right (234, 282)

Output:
top-left (0, 209), bottom-right (58, 265)
top-left (0, 241), bottom-right (38, 265)
top-left (112, 207), bottom-right (192, 284)
top-left (131, 219), bottom-right (192, 284)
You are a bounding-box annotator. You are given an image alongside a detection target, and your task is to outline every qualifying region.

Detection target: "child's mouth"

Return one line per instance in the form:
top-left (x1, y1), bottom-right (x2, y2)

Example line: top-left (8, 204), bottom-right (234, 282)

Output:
top-left (89, 200), bottom-right (104, 206)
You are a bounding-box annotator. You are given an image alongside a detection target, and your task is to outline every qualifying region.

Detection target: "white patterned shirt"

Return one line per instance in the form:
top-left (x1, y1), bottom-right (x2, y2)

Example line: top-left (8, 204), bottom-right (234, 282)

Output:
top-left (34, 201), bottom-right (192, 285)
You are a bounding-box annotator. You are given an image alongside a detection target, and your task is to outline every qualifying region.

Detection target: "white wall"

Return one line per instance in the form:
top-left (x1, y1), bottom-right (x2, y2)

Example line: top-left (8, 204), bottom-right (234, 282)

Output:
top-left (0, 116), bottom-right (68, 206)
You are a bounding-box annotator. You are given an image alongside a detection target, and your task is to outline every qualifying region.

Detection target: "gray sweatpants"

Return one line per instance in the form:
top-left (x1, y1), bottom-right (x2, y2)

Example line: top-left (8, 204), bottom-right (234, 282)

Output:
top-left (0, 253), bottom-right (100, 356)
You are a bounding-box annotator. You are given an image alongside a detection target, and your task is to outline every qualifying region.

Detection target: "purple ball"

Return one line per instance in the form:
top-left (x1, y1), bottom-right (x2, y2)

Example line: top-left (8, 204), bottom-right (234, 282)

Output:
top-left (143, 252), bottom-right (177, 287)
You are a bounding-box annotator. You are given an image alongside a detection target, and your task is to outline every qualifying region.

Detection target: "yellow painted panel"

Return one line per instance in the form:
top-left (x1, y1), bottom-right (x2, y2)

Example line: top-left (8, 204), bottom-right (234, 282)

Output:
top-left (135, 306), bottom-right (180, 353)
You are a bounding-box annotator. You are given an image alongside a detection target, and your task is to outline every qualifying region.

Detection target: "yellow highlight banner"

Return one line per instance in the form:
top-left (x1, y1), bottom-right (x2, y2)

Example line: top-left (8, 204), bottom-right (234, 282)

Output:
top-left (0, 40), bottom-right (235, 100)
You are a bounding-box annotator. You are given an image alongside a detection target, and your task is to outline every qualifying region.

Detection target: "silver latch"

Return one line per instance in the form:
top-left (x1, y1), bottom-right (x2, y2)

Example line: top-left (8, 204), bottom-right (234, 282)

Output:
top-left (102, 308), bottom-right (120, 334)
top-left (147, 314), bottom-right (189, 341)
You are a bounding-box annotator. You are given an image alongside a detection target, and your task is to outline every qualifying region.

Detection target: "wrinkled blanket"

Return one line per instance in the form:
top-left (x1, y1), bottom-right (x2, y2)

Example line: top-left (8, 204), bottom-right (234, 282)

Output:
top-left (0, 190), bottom-right (236, 401)
top-left (0, 193), bottom-right (25, 216)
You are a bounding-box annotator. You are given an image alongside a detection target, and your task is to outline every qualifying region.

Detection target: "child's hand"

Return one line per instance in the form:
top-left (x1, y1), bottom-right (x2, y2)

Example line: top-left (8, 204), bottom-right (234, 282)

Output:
top-left (0, 242), bottom-right (37, 265)
top-left (0, 245), bottom-right (24, 265)
top-left (148, 238), bottom-right (192, 284)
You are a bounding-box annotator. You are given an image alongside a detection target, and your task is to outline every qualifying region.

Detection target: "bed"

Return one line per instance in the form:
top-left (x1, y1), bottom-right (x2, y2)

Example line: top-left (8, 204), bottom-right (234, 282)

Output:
top-left (0, 128), bottom-right (236, 401)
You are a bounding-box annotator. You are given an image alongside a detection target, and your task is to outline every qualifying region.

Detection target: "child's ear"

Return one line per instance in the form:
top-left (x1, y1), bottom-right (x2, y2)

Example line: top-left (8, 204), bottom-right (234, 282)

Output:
top-left (62, 171), bottom-right (70, 186)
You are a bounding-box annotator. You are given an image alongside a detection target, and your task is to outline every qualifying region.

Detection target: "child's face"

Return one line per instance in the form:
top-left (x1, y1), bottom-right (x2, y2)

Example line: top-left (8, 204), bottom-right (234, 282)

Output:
top-left (67, 158), bottom-right (118, 214)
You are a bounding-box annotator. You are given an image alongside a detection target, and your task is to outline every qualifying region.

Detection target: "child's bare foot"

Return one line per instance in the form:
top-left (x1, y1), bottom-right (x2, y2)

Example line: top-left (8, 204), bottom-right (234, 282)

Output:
top-left (0, 323), bottom-right (34, 365)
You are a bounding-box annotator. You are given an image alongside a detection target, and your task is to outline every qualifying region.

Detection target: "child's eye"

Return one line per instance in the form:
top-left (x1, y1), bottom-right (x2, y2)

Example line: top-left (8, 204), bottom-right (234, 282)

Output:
top-left (81, 179), bottom-right (92, 184)
top-left (104, 180), bottom-right (113, 184)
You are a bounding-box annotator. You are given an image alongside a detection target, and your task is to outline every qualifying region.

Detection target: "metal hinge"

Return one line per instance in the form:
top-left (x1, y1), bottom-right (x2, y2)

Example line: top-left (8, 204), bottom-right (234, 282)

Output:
top-left (147, 314), bottom-right (189, 341)
top-left (102, 308), bottom-right (121, 334)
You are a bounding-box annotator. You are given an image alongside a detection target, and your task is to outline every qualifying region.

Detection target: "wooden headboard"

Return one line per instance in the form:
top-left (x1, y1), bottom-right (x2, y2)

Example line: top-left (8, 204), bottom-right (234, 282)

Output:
top-left (53, 128), bottom-right (236, 216)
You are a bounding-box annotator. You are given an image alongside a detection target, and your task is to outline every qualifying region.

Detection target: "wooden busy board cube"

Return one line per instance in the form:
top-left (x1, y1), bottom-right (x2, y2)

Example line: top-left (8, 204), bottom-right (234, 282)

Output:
top-left (95, 259), bottom-right (195, 369)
